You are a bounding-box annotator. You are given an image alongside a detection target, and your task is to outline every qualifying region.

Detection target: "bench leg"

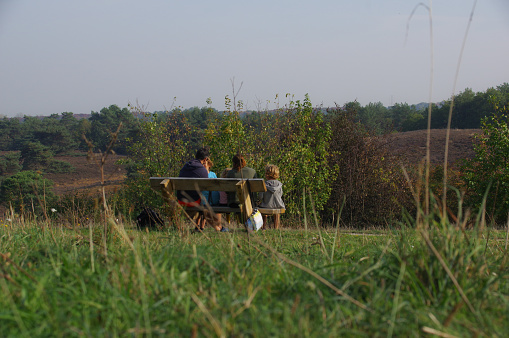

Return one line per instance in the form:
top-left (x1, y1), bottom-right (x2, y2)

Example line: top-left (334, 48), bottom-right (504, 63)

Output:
top-left (262, 215), bottom-right (268, 230)
top-left (274, 214), bottom-right (280, 229)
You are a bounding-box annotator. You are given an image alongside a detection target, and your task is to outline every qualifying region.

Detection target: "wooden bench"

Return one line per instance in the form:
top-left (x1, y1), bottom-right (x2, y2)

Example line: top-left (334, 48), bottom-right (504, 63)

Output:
top-left (258, 208), bottom-right (285, 229)
top-left (150, 177), bottom-right (266, 223)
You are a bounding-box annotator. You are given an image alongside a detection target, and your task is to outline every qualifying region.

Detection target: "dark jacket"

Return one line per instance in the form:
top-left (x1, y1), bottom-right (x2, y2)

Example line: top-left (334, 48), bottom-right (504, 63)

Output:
top-left (259, 179), bottom-right (285, 209)
top-left (177, 159), bottom-right (208, 202)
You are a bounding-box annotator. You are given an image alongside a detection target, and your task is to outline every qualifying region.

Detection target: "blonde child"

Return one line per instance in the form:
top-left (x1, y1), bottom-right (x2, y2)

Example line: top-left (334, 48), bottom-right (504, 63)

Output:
top-left (259, 164), bottom-right (285, 209)
top-left (258, 164), bottom-right (285, 229)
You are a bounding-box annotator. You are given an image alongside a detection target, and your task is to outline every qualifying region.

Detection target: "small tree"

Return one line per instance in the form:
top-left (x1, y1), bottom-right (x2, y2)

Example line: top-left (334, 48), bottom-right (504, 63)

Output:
top-left (0, 170), bottom-right (56, 214)
top-left (122, 108), bottom-right (194, 208)
top-left (325, 104), bottom-right (412, 225)
top-left (275, 95), bottom-right (334, 216)
top-left (462, 112), bottom-right (509, 223)
top-left (204, 108), bottom-right (247, 172)
top-left (20, 141), bottom-right (54, 171)
top-left (0, 152), bottom-right (22, 176)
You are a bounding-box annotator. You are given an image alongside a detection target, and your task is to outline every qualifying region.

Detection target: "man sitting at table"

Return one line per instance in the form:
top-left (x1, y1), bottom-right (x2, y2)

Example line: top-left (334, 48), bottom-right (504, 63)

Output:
top-left (177, 147), bottom-right (225, 232)
top-left (177, 147), bottom-right (210, 207)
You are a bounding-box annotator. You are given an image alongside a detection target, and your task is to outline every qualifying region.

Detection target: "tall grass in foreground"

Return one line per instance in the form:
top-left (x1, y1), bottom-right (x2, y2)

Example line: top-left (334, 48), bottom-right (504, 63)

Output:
top-left (0, 203), bottom-right (507, 336)
top-left (1, 3), bottom-right (507, 335)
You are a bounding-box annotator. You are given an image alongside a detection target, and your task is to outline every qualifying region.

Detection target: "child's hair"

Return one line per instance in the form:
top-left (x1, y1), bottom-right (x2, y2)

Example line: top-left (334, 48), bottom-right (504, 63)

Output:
top-left (265, 164), bottom-right (280, 180)
top-left (206, 158), bottom-right (214, 169)
top-left (221, 167), bottom-right (231, 178)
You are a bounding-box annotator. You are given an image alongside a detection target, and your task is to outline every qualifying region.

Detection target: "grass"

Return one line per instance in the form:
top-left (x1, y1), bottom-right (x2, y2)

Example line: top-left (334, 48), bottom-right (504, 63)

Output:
top-left (1, 3), bottom-right (505, 335)
top-left (0, 214), bottom-right (507, 337)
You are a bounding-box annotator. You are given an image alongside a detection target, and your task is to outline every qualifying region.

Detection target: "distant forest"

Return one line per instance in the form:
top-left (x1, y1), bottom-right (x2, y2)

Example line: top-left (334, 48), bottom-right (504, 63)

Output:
top-left (0, 83), bottom-right (508, 166)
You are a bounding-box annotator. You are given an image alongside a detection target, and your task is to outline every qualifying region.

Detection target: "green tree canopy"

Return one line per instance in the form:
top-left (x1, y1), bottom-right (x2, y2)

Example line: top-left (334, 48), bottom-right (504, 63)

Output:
top-left (0, 170), bottom-right (56, 214)
top-left (87, 105), bottom-right (141, 154)
top-left (20, 141), bottom-right (54, 171)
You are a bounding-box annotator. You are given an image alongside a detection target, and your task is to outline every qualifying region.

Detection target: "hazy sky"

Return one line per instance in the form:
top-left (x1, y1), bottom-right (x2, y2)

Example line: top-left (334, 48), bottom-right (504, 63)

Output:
top-left (1, 0), bottom-right (508, 117)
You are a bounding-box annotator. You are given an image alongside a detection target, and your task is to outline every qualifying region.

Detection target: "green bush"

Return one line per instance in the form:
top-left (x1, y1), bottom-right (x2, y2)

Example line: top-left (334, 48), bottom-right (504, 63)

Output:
top-left (462, 112), bottom-right (509, 223)
top-left (20, 141), bottom-right (54, 171)
top-left (46, 159), bottom-right (75, 174)
top-left (324, 104), bottom-right (413, 225)
top-left (204, 94), bottom-right (335, 216)
top-left (123, 96), bottom-right (421, 226)
top-left (121, 109), bottom-right (194, 209)
top-left (0, 170), bottom-right (57, 215)
top-left (0, 152), bottom-right (21, 176)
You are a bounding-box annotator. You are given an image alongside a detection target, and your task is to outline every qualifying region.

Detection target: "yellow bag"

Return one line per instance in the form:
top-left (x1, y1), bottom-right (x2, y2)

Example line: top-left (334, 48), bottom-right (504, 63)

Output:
top-left (246, 208), bottom-right (263, 232)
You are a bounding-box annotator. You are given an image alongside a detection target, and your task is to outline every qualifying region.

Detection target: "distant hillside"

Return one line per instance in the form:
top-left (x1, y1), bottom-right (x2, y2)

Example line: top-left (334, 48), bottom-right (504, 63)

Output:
top-left (385, 129), bottom-right (480, 166)
top-left (413, 102), bottom-right (429, 110)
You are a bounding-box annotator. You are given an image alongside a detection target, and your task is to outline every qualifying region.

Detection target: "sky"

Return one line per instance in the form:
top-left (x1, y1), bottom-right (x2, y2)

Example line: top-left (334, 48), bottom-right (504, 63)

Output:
top-left (0, 0), bottom-right (508, 117)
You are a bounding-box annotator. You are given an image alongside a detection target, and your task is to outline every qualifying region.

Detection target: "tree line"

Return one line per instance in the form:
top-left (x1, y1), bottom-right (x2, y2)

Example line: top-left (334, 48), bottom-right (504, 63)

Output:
top-left (0, 83), bottom-right (507, 156)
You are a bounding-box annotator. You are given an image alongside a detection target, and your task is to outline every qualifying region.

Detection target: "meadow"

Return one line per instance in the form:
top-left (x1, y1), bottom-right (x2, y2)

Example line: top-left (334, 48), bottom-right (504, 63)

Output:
top-left (1, 209), bottom-right (507, 337)
top-left (1, 101), bottom-right (508, 336)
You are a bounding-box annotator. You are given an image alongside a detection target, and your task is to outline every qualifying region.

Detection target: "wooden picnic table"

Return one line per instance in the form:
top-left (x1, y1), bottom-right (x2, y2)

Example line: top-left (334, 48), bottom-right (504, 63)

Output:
top-left (150, 177), bottom-right (286, 228)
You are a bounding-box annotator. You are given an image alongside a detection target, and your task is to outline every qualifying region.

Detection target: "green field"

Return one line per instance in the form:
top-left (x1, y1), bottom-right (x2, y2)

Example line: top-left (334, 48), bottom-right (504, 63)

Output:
top-left (0, 216), bottom-right (507, 337)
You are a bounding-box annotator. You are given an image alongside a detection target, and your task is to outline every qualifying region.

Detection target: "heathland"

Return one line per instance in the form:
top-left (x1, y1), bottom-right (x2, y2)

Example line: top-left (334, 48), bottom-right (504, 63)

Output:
top-left (1, 85), bottom-right (509, 335)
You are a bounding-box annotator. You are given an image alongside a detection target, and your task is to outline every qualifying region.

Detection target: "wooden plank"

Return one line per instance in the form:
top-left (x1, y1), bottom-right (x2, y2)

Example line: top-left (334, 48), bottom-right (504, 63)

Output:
top-left (236, 181), bottom-right (252, 221)
top-left (150, 177), bottom-right (164, 191)
top-left (150, 177), bottom-right (266, 223)
top-left (245, 179), bottom-right (266, 193)
top-left (149, 177), bottom-right (266, 192)
top-left (258, 208), bottom-right (286, 215)
top-left (160, 179), bottom-right (173, 202)
top-left (182, 206), bottom-right (241, 213)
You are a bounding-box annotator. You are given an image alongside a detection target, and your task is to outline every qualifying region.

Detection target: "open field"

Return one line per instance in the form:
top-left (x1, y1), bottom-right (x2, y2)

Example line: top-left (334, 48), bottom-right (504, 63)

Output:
top-left (386, 129), bottom-right (479, 166)
top-left (0, 218), bottom-right (507, 336)
top-left (1, 127), bottom-right (507, 336)
top-left (43, 153), bottom-right (127, 195)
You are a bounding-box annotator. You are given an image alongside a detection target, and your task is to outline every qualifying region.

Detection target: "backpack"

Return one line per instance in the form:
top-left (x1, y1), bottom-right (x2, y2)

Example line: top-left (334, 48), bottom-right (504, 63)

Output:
top-left (136, 207), bottom-right (165, 229)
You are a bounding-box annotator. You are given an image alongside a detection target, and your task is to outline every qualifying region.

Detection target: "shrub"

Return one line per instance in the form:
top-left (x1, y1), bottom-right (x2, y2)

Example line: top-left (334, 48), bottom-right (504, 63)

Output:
top-left (47, 159), bottom-right (75, 174)
top-left (20, 141), bottom-right (54, 171)
top-left (273, 95), bottom-right (334, 216)
top-left (204, 94), bottom-right (335, 217)
top-left (0, 152), bottom-right (21, 176)
top-left (0, 170), bottom-right (57, 215)
top-left (121, 109), bottom-right (194, 209)
top-left (324, 104), bottom-right (413, 225)
top-left (462, 112), bottom-right (509, 223)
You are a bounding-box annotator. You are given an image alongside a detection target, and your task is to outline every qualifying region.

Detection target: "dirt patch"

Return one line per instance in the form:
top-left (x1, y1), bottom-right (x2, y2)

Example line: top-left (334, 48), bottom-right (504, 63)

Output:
top-left (43, 153), bottom-right (127, 195)
top-left (385, 129), bottom-right (480, 167)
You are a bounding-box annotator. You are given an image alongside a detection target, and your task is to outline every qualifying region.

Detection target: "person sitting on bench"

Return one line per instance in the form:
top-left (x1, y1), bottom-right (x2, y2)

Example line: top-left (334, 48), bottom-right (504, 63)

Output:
top-left (259, 164), bottom-right (285, 209)
top-left (177, 147), bottom-right (227, 232)
top-left (226, 153), bottom-right (258, 208)
top-left (177, 147), bottom-right (209, 207)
